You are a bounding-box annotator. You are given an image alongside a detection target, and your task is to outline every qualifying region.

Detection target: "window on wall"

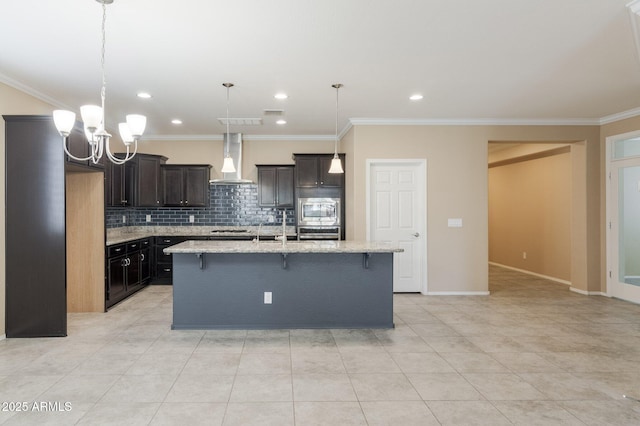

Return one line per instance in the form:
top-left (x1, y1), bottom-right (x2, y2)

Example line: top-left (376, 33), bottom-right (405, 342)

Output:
top-left (613, 138), bottom-right (640, 160)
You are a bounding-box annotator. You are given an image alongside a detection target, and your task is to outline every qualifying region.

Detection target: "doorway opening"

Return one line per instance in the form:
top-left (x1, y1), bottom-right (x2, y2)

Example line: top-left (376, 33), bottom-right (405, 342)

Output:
top-left (488, 142), bottom-right (574, 289)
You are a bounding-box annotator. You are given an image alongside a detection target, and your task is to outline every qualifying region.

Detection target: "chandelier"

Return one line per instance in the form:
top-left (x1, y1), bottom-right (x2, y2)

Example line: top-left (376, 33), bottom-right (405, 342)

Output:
top-left (52, 0), bottom-right (146, 165)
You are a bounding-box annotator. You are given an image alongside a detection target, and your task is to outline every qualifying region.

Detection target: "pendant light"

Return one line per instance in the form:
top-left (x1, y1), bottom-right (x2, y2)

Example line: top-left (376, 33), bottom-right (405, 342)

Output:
top-left (52, 0), bottom-right (145, 165)
top-left (221, 82), bottom-right (237, 173)
top-left (328, 83), bottom-right (344, 174)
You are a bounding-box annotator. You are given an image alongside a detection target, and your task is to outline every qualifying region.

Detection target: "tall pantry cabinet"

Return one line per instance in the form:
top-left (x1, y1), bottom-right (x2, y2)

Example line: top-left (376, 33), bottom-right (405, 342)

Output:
top-left (4, 115), bottom-right (105, 338)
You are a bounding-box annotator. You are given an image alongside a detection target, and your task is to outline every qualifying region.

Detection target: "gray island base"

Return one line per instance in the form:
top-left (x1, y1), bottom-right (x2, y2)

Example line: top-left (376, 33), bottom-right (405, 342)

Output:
top-left (165, 241), bottom-right (403, 330)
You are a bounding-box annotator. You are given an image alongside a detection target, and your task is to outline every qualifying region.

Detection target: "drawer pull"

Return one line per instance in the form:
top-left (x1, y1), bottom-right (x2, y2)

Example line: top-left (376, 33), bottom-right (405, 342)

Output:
top-left (164, 268), bottom-right (171, 272)
top-left (114, 248), bottom-right (122, 252)
top-left (131, 244), bottom-right (137, 248)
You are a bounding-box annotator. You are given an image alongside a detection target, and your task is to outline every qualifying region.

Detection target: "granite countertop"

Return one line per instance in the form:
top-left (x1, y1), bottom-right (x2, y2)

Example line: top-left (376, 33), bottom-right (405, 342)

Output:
top-left (164, 240), bottom-right (404, 254)
top-left (106, 226), bottom-right (297, 246)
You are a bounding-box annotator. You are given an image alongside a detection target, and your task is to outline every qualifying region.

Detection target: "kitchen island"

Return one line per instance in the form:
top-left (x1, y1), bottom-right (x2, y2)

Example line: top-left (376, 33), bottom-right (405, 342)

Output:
top-left (165, 240), bottom-right (403, 330)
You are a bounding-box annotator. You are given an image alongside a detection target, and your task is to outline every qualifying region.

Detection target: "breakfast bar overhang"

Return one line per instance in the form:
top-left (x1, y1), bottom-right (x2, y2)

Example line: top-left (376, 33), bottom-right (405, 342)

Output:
top-left (164, 240), bottom-right (403, 330)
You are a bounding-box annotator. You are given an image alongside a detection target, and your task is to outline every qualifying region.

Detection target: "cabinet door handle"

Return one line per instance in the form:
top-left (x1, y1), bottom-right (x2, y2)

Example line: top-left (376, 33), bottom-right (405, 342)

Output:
top-left (185, 200), bottom-right (188, 205)
top-left (164, 239), bottom-right (171, 243)
top-left (157, 200), bottom-right (160, 204)
top-left (180, 201), bottom-right (184, 204)
top-left (131, 244), bottom-right (137, 248)
top-left (121, 259), bottom-right (126, 267)
top-left (164, 268), bottom-right (171, 272)
top-left (141, 253), bottom-right (145, 261)
top-left (114, 248), bottom-right (122, 252)
top-left (320, 181), bottom-right (324, 185)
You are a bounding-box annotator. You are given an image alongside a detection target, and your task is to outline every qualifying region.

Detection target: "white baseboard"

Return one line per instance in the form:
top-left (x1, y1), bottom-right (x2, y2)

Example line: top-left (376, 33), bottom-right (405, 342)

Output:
top-left (426, 291), bottom-right (491, 296)
top-left (570, 287), bottom-right (608, 297)
top-left (489, 262), bottom-right (571, 286)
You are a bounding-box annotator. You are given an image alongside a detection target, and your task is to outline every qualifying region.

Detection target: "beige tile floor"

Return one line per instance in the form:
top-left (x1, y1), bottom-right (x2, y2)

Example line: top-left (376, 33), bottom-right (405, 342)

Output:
top-left (2, 265), bottom-right (640, 424)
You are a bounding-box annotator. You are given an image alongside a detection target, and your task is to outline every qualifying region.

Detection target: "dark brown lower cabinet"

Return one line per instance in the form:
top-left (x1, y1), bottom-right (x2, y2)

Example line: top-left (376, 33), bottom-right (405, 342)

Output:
top-left (106, 238), bottom-right (151, 308)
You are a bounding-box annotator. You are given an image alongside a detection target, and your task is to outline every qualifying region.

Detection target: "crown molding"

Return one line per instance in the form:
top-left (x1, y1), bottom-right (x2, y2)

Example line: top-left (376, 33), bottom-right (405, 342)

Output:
top-left (599, 107), bottom-right (640, 125)
top-left (349, 117), bottom-right (601, 126)
top-left (0, 72), bottom-right (69, 110)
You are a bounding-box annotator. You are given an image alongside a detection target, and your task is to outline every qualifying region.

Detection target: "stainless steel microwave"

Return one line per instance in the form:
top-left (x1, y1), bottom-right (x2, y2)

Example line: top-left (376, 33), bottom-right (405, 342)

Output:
top-left (297, 197), bottom-right (340, 226)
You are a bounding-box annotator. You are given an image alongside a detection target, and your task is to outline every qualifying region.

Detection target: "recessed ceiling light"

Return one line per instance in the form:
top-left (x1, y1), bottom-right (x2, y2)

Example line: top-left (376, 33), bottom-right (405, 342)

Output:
top-left (276, 119), bottom-right (287, 125)
top-left (274, 93), bottom-right (288, 100)
top-left (171, 119), bottom-right (182, 125)
top-left (137, 92), bottom-right (152, 99)
top-left (409, 94), bottom-right (424, 101)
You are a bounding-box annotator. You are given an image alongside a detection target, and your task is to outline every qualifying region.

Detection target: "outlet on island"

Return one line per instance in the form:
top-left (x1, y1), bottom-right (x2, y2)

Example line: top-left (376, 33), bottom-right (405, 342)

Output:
top-left (264, 291), bottom-right (272, 304)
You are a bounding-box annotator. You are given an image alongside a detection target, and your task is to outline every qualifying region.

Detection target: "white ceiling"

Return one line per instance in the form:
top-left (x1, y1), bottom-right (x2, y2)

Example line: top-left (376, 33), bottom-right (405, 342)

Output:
top-left (1, 0), bottom-right (639, 140)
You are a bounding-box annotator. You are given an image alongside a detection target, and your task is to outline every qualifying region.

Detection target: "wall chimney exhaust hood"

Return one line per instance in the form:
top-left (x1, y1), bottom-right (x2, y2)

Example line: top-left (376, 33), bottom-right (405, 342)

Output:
top-left (210, 133), bottom-right (253, 183)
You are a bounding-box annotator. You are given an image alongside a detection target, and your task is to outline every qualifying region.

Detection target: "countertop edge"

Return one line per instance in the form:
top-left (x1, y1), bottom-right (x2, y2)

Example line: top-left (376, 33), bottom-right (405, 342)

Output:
top-left (106, 226), bottom-right (297, 246)
top-left (164, 240), bottom-right (404, 254)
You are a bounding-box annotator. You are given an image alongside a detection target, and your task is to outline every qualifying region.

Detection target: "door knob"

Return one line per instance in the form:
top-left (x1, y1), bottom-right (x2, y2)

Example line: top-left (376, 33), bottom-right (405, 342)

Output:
top-left (413, 232), bottom-right (420, 237)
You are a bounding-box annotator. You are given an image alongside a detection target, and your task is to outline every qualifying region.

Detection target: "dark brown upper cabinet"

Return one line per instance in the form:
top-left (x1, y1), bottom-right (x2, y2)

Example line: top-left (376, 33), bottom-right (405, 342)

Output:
top-left (293, 154), bottom-right (345, 188)
top-left (161, 164), bottom-right (211, 207)
top-left (105, 153), bottom-right (167, 207)
top-left (257, 165), bottom-right (295, 208)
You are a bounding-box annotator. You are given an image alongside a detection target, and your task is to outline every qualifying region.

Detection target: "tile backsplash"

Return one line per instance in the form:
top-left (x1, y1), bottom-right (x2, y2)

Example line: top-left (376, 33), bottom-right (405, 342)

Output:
top-left (106, 183), bottom-right (295, 229)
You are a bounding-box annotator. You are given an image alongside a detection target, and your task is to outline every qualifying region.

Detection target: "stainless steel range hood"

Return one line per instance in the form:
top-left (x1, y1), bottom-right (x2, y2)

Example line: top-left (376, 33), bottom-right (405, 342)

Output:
top-left (210, 133), bottom-right (253, 184)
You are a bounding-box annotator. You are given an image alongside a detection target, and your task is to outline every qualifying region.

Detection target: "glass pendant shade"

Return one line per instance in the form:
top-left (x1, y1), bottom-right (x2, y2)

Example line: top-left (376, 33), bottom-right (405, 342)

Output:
top-left (126, 114), bottom-right (147, 138)
top-left (80, 105), bottom-right (103, 132)
top-left (328, 155), bottom-right (344, 174)
top-left (83, 127), bottom-right (94, 144)
top-left (53, 110), bottom-right (76, 136)
top-left (118, 122), bottom-right (134, 145)
top-left (328, 83), bottom-right (345, 174)
top-left (221, 156), bottom-right (236, 173)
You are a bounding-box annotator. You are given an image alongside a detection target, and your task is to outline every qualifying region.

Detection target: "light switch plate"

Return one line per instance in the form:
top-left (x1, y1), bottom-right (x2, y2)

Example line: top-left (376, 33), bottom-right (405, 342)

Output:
top-left (448, 218), bottom-right (462, 228)
top-left (189, 215), bottom-right (195, 223)
top-left (264, 292), bottom-right (272, 304)
top-left (146, 214), bottom-right (151, 222)
top-left (122, 215), bottom-right (126, 224)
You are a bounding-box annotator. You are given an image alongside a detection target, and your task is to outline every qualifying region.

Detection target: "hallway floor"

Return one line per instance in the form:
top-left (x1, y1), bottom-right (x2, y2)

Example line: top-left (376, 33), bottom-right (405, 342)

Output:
top-left (2, 265), bottom-right (640, 425)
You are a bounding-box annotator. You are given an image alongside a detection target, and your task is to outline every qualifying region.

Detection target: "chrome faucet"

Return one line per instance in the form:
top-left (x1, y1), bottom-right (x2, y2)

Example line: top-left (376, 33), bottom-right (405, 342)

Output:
top-left (281, 210), bottom-right (287, 247)
top-left (254, 222), bottom-right (263, 244)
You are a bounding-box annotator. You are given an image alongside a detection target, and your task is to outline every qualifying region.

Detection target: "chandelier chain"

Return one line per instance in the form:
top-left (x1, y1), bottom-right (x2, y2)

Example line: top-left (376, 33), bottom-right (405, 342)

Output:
top-left (100, 1), bottom-right (107, 118)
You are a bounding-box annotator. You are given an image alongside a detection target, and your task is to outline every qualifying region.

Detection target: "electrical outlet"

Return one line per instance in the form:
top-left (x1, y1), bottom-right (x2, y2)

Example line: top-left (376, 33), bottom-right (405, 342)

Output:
top-left (146, 214), bottom-right (151, 223)
top-left (122, 215), bottom-right (126, 224)
top-left (523, 252), bottom-right (527, 259)
top-left (264, 292), bottom-right (272, 304)
top-left (189, 215), bottom-right (195, 223)
top-left (267, 215), bottom-right (275, 223)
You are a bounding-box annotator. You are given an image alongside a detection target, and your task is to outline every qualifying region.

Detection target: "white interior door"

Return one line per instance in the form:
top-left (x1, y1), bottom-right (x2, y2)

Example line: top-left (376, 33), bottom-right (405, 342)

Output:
top-left (608, 134), bottom-right (640, 303)
top-left (368, 160), bottom-right (426, 293)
